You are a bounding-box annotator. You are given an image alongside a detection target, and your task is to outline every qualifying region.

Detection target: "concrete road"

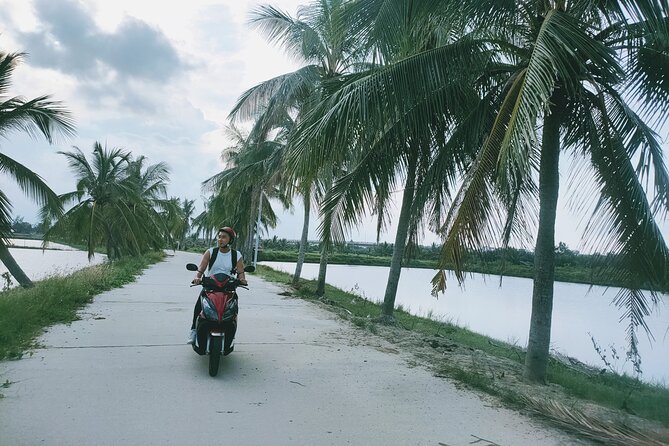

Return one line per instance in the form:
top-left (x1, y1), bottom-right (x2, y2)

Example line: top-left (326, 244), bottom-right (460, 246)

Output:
top-left (0, 251), bottom-right (586, 445)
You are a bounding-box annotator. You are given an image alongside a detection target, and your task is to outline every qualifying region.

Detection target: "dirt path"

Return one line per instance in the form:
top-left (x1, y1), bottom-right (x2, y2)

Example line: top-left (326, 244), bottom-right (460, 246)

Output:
top-left (0, 251), bottom-right (589, 445)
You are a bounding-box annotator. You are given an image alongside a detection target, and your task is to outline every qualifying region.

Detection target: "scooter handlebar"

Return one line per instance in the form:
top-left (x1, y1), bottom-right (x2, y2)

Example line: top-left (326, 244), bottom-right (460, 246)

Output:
top-left (188, 277), bottom-right (249, 289)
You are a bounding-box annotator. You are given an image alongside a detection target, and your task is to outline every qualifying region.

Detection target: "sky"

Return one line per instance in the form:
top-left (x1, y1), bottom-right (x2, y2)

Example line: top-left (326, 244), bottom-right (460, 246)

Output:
top-left (0, 0), bottom-right (667, 250)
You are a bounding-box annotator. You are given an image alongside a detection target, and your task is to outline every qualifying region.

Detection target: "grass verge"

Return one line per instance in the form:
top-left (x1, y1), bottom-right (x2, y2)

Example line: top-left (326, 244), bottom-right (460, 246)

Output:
top-left (0, 251), bottom-right (165, 360)
top-left (255, 265), bottom-right (669, 431)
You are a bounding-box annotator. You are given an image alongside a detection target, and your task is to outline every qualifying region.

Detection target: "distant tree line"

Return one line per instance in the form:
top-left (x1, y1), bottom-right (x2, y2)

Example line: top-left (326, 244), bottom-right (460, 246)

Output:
top-left (260, 237), bottom-right (643, 280)
top-left (9, 217), bottom-right (43, 235)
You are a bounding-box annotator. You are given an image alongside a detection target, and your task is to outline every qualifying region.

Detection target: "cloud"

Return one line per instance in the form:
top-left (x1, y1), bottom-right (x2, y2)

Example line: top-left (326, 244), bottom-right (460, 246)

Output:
top-left (75, 80), bottom-right (149, 114)
top-left (15, 0), bottom-right (184, 83)
top-left (192, 4), bottom-right (243, 55)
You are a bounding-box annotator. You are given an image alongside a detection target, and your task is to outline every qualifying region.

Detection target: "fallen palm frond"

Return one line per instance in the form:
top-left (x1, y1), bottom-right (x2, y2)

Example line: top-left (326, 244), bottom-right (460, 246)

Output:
top-left (518, 394), bottom-right (668, 446)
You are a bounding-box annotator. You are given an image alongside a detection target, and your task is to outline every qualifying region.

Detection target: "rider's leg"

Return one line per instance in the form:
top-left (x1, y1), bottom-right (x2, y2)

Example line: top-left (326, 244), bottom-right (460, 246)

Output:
top-left (187, 297), bottom-right (202, 344)
top-left (191, 297), bottom-right (202, 330)
top-left (223, 317), bottom-right (237, 355)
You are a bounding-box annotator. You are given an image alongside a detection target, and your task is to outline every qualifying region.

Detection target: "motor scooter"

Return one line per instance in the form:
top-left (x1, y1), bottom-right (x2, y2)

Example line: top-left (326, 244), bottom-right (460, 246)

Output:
top-left (186, 263), bottom-right (255, 376)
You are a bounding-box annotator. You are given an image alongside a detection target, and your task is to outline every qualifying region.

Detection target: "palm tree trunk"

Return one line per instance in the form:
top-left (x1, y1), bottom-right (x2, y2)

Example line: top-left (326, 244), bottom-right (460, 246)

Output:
top-left (243, 189), bottom-right (259, 259)
top-left (292, 186), bottom-right (311, 287)
top-left (317, 176), bottom-right (334, 297)
top-left (242, 230), bottom-right (254, 260)
top-left (380, 152), bottom-right (417, 321)
top-left (524, 103), bottom-right (561, 383)
top-left (0, 243), bottom-right (33, 288)
top-left (316, 245), bottom-right (328, 296)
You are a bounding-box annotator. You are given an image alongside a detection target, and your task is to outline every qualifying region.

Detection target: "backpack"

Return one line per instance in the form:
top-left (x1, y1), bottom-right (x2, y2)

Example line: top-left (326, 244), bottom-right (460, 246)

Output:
top-left (208, 247), bottom-right (238, 275)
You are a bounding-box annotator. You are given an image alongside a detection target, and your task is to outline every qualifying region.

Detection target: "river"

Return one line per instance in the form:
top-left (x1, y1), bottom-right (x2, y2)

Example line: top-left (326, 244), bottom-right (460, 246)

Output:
top-left (262, 261), bottom-right (669, 386)
top-left (0, 239), bottom-right (106, 287)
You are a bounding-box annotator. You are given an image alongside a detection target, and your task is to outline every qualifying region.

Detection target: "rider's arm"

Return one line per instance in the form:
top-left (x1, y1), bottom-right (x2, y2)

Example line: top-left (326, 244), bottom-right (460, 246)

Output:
top-left (236, 256), bottom-right (247, 285)
top-left (193, 250), bottom-right (210, 283)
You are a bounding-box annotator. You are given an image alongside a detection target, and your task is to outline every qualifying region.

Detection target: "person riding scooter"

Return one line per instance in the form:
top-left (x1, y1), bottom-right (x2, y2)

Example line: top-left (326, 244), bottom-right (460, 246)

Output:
top-left (188, 226), bottom-right (247, 346)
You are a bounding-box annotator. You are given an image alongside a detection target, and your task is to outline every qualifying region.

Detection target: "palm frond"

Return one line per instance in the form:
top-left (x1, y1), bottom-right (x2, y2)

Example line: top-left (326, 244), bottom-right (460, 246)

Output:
top-left (42, 200), bottom-right (91, 244)
top-left (433, 68), bottom-right (527, 293)
top-left (0, 189), bottom-right (13, 242)
top-left (583, 98), bottom-right (669, 343)
top-left (58, 147), bottom-right (95, 187)
top-left (409, 90), bottom-right (498, 244)
top-left (0, 153), bottom-right (63, 216)
top-left (318, 139), bottom-right (403, 249)
top-left (0, 52), bottom-right (25, 95)
top-left (249, 4), bottom-right (321, 63)
top-left (626, 35), bottom-right (669, 125)
top-left (617, 0), bottom-right (669, 31)
top-left (227, 66), bottom-right (319, 123)
top-left (519, 394), bottom-right (667, 446)
top-left (289, 36), bottom-right (491, 177)
top-left (0, 95), bottom-right (75, 143)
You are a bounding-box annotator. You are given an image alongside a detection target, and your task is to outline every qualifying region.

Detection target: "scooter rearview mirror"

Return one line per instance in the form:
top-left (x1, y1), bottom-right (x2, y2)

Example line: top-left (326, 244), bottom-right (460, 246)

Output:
top-left (186, 263), bottom-right (198, 271)
top-left (244, 265), bottom-right (256, 273)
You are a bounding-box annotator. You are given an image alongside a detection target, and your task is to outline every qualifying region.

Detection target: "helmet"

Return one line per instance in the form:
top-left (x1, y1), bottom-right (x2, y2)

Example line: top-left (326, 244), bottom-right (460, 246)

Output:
top-left (218, 226), bottom-right (237, 244)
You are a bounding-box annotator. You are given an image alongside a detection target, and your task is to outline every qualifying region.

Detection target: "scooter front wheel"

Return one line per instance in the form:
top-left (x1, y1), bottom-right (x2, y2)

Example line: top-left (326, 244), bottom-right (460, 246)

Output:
top-left (209, 336), bottom-right (222, 376)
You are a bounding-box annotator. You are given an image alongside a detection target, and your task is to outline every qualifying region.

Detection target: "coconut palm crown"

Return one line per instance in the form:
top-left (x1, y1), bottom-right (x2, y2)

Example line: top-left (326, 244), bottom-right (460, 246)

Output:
top-left (43, 143), bottom-right (172, 260)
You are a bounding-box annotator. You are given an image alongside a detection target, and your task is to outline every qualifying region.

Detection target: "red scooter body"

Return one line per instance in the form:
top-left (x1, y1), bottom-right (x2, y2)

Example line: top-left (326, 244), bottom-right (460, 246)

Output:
top-left (186, 265), bottom-right (251, 377)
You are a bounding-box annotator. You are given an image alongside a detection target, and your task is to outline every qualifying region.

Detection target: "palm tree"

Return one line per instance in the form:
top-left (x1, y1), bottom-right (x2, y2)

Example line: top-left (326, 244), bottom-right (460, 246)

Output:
top-left (44, 143), bottom-right (172, 259)
top-left (125, 155), bottom-right (174, 251)
top-left (202, 124), bottom-right (286, 259)
top-left (181, 199), bottom-right (196, 244)
top-left (167, 197), bottom-right (195, 250)
top-left (161, 197), bottom-right (186, 250)
top-left (192, 195), bottom-right (218, 243)
top-left (0, 51), bottom-right (75, 287)
top-left (432, 0), bottom-right (669, 382)
top-left (229, 0), bottom-right (361, 287)
top-left (287, 0), bottom-right (669, 384)
top-left (286, 0), bottom-right (483, 320)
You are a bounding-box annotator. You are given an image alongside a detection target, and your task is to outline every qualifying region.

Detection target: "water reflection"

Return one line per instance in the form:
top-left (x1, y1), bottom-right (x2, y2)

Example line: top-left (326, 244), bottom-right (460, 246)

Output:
top-left (263, 261), bottom-right (669, 386)
top-left (8, 238), bottom-right (77, 250)
top-left (1, 239), bottom-right (106, 287)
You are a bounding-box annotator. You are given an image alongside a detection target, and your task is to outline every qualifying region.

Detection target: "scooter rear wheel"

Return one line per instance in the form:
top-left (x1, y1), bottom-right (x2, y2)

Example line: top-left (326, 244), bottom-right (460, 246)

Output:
top-left (209, 336), bottom-right (222, 376)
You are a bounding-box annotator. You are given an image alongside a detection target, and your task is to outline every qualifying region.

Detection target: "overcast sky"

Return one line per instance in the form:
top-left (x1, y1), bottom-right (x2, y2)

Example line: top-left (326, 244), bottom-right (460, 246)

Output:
top-left (0, 0), bottom-right (311, 236)
top-left (0, 0), bottom-right (667, 250)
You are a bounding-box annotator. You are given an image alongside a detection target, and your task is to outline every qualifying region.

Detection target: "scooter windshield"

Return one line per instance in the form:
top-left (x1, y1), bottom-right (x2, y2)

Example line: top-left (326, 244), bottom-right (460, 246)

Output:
top-left (202, 273), bottom-right (236, 292)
